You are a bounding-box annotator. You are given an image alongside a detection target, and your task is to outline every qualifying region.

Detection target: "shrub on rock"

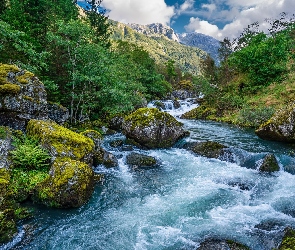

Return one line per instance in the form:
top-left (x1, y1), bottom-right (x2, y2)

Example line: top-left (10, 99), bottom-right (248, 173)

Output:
top-left (122, 108), bottom-right (188, 148)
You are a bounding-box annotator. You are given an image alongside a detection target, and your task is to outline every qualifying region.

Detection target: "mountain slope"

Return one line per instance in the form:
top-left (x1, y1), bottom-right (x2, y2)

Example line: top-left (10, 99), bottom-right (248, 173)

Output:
top-left (110, 21), bottom-right (207, 75)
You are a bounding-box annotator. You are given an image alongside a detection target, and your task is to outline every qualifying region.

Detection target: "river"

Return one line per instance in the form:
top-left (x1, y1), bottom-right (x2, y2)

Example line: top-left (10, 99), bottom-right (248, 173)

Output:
top-left (4, 99), bottom-right (295, 250)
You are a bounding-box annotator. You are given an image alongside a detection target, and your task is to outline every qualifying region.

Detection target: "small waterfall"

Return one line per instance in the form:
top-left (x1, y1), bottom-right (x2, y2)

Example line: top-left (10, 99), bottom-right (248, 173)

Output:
top-left (147, 98), bottom-right (199, 117)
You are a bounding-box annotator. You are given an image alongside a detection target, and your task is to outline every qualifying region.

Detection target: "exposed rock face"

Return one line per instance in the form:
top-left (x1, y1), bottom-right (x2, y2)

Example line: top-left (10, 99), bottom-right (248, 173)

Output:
top-left (122, 108), bottom-right (189, 148)
top-left (47, 102), bottom-right (69, 124)
top-left (183, 141), bottom-right (228, 159)
top-left (34, 157), bottom-right (94, 208)
top-left (26, 119), bottom-right (95, 164)
top-left (126, 153), bottom-right (158, 169)
top-left (0, 64), bottom-right (48, 131)
top-left (255, 104), bottom-right (295, 142)
top-left (259, 153), bottom-right (280, 172)
top-left (0, 126), bottom-right (13, 169)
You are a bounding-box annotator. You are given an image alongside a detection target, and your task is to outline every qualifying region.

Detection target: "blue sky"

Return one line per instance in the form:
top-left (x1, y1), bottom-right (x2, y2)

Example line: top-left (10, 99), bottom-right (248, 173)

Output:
top-left (82, 0), bottom-right (295, 40)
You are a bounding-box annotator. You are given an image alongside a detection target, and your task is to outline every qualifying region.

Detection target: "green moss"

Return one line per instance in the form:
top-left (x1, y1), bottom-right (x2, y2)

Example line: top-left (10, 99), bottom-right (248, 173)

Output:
top-left (16, 71), bottom-right (34, 84)
top-left (8, 169), bottom-right (49, 202)
top-left (125, 107), bottom-right (182, 130)
top-left (0, 209), bottom-right (17, 243)
top-left (0, 168), bottom-right (10, 199)
top-left (181, 105), bottom-right (217, 120)
top-left (279, 228), bottom-right (295, 250)
top-left (189, 141), bottom-right (227, 159)
top-left (23, 95), bottom-right (34, 102)
top-left (0, 83), bottom-right (21, 95)
top-left (27, 120), bottom-right (95, 162)
top-left (0, 126), bottom-right (10, 140)
top-left (34, 157), bottom-right (94, 208)
top-left (80, 129), bottom-right (102, 141)
top-left (226, 240), bottom-right (250, 250)
top-left (0, 64), bottom-right (20, 78)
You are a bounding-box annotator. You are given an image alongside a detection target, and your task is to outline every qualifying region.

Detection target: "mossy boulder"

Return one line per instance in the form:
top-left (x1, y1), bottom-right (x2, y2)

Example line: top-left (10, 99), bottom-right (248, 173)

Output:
top-left (80, 129), bottom-right (102, 150)
top-left (0, 64), bottom-right (48, 131)
top-left (27, 120), bottom-right (95, 164)
top-left (256, 103), bottom-right (295, 142)
top-left (0, 209), bottom-right (17, 243)
top-left (184, 141), bottom-right (228, 159)
top-left (126, 153), bottom-right (158, 169)
top-left (93, 148), bottom-right (118, 168)
top-left (197, 238), bottom-right (249, 250)
top-left (259, 153), bottom-right (280, 172)
top-left (181, 104), bottom-right (217, 120)
top-left (122, 108), bottom-right (189, 148)
top-left (278, 227), bottom-right (295, 250)
top-left (34, 157), bottom-right (94, 208)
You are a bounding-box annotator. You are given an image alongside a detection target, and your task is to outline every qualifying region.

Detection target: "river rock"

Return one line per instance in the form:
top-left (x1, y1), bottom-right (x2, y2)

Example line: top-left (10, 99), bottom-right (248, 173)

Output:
top-left (47, 102), bottom-right (69, 124)
top-left (197, 238), bottom-right (249, 250)
top-left (181, 104), bottom-right (217, 120)
top-left (122, 108), bottom-right (189, 148)
top-left (278, 227), bottom-right (295, 249)
top-left (126, 153), bottom-right (158, 169)
top-left (26, 119), bottom-right (95, 164)
top-left (255, 103), bottom-right (295, 142)
top-left (34, 157), bottom-right (95, 208)
top-left (184, 141), bottom-right (228, 159)
top-left (93, 147), bottom-right (118, 167)
top-left (0, 64), bottom-right (48, 131)
top-left (258, 154), bottom-right (280, 172)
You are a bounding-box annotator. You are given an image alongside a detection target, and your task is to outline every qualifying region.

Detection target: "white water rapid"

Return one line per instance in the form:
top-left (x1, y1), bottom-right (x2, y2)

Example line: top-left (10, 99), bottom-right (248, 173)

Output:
top-left (4, 99), bottom-right (295, 250)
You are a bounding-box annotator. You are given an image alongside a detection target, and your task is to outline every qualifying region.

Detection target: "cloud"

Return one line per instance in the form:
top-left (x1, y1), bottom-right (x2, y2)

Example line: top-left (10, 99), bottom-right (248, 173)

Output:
top-left (185, 0), bottom-right (295, 40)
top-left (101, 0), bottom-right (175, 25)
top-left (185, 17), bottom-right (223, 39)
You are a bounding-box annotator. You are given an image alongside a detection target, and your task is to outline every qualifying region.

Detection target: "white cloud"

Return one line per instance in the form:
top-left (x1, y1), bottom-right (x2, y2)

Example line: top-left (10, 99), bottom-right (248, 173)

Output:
top-left (101, 0), bottom-right (175, 25)
top-left (202, 4), bottom-right (217, 13)
top-left (185, 17), bottom-right (223, 39)
top-left (185, 0), bottom-right (295, 40)
top-left (180, 0), bottom-right (195, 12)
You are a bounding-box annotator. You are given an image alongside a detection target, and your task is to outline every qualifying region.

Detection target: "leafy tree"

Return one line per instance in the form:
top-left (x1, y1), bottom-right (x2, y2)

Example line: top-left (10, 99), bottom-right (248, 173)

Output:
top-left (0, 0), bottom-right (7, 15)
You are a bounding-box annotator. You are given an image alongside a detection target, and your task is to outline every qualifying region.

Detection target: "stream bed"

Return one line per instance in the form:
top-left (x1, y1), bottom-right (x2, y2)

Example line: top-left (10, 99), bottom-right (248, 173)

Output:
top-left (4, 100), bottom-right (295, 250)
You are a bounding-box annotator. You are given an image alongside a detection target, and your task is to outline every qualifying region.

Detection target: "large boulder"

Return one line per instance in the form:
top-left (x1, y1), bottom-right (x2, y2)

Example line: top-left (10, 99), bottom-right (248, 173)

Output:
top-left (122, 108), bottom-right (188, 148)
top-left (34, 157), bottom-right (94, 208)
top-left (47, 102), bottom-right (69, 124)
top-left (183, 141), bottom-right (228, 159)
top-left (26, 119), bottom-right (95, 164)
top-left (0, 64), bottom-right (48, 131)
top-left (255, 103), bottom-right (295, 142)
top-left (197, 238), bottom-right (249, 250)
top-left (258, 153), bottom-right (280, 173)
top-left (0, 126), bottom-right (13, 169)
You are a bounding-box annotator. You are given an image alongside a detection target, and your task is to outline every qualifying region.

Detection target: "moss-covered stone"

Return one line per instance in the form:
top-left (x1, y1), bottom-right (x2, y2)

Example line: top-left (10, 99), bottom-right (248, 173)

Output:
top-left (255, 103), bottom-right (295, 142)
top-left (93, 148), bottom-right (118, 168)
top-left (279, 227), bottom-right (295, 250)
top-left (126, 153), bottom-right (158, 169)
top-left (197, 238), bottom-right (249, 250)
top-left (123, 108), bottom-right (188, 148)
top-left (0, 83), bottom-right (21, 95)
top-left (34, 157), bottom-right (94, 208)
top-left (0, 209), bottom-right (17, 243)
top-left (181, 104), bottom-right (217, 120)
top-left (80, 129), bottom-right (102, 150)
top-left (259, 153), bottom-right (280, 172)
top-left (27, 120), bottom-right (95, 164)
top-left (184, 141), bottom-right (228, 159)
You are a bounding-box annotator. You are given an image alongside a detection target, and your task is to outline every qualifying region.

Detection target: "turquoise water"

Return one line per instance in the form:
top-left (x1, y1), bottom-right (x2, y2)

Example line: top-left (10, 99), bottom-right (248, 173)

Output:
top-left (4, 103), bottom-right (295, 250)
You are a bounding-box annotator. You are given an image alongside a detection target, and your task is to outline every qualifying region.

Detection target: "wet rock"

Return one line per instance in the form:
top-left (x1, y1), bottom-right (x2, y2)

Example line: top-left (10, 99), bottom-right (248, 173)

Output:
top-left (153, 100), bottom-right (166, 110)
top-left (258, 154), bottom-right (280, 172)
top-left (184, 141), bottom-right (228, 159)
top-left (47, 102), bottom-right (69, 124)
top-left (171, 89), bottom-right (197, 99)
top-left (181, 104), bottom-right (217, 120)
top-left (278, 227), bottom-right (295, 249)
top-left (34, 157), bottom-right (94, 208)
top-left (108, 115), bottom-right (125, 131)
top-left (109, 139), bottom-right (124, 148)
top-left (173, 100), bottom-right (181, 109)
top-left (197, 238), bottom-right (249, 250)
top-left (126, 153), bottom-right (158, 169)
top-left (80, 130), bottom-right (102, 150)
top-left (122, 108), bottom-right (189, 148)
top-left (0, 64), bottom-right (48, 131)
top-left (93, 147), bottom-right (118, 168)
top-left (254, 220), bottom-right (286, 231)
top-left (255, 103), bottom-right (295, 142)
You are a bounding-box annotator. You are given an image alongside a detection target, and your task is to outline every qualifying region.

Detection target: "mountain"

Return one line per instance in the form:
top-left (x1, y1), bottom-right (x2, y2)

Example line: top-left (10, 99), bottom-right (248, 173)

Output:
top-left (123, 22), bottom-right (220, 63)
top-left (178, 33), bottom-right (220, 63)
top-left (111, 21), bottom-right (207, 75)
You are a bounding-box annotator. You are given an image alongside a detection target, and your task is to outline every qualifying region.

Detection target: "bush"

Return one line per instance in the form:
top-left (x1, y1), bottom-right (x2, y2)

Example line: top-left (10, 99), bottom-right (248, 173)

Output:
top-left (237, 106), bottom-right (275, 127)
top-left (10, 136), bottom-right (51, 171)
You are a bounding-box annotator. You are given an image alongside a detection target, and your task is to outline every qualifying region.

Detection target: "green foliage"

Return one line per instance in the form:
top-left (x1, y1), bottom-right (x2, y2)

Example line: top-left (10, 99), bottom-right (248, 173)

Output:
top-left (237, 106), bottom-right (275, 127)
top-left (10, 136), bottom-right (51, 171)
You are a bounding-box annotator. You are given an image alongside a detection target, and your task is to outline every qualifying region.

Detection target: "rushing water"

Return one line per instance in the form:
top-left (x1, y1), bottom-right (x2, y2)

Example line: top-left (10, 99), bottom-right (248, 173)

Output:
top-left (4, 100), bottom-right (295, 250)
